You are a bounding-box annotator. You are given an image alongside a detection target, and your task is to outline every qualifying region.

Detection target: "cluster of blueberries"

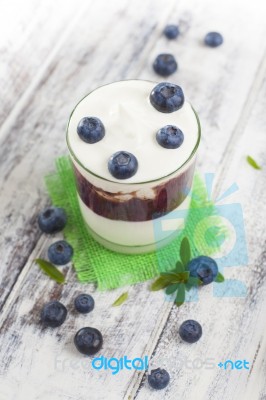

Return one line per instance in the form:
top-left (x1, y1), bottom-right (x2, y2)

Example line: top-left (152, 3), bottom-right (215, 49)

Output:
top-left (38, 206), bottom-right (103, 355)
top-left (38, 206), bottom-right (73, 265)
top-left (41, 296), bottom-right (103, 356)
top-left (36, 205), bottom-right (208, 390)
top-left (149, 255), bottom-right (219, 390)
top-left (154, 25), bottom-right (224, 77)
top-left (140, 26), bottom-right (223, 390)
top-left (148, 319), bottom-right (202, 390)
top-left (77, 81), bottom-right (185, 180)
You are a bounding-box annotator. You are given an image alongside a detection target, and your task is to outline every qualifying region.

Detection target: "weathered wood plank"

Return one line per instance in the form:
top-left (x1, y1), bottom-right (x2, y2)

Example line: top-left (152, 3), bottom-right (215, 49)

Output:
top-left (0, 0), bottom-right (89, 129)
top-left (0, 0), bottom-right (176, 310)
top-left (134, 64), bottom-right (266, 400)
top-left (0, 242), bottom-right (172, 399)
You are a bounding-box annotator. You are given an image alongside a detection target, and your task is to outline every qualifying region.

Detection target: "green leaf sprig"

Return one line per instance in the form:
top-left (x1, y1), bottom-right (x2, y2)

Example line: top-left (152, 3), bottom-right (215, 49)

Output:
top-left (35, 258), bottom-right (66, 284)
top-left (246, 155), bottom-right (261, 170)
top-left (112, 292), bottom-right (128, 307)
top-left (150, 237), bottom-right (224, 307)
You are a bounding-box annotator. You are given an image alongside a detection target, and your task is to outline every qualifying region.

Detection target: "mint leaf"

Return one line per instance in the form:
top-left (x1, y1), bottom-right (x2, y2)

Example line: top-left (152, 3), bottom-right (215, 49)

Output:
top-left (151, 277), bottom-right (172, 291)
top-left (173, 271), bottom-right (190, 283)
top-left (112, 292), bottom-right (128, 306)
top-left (215, 272), bottom-right (225, 283)
top-left (175, 283), bottom-right (185, 306)
top-left (187, 276), bottom-right (202, 286)
top-left (180, 237), bottom-right (191, 268)
top-left (185, 276), bottom-right (202, 291)
top-left (165, 283), bottom-right (179, 295)
top-left (161, 272), bottom-right (181, 279)
top-left (175, 261), bottom-right (185, 273)
top-left (161, 271), bottom-right (189, 283)
top-left (35, 259), bottom-right (66, 284)
top-left (246, 155), bottom-right (261, 170)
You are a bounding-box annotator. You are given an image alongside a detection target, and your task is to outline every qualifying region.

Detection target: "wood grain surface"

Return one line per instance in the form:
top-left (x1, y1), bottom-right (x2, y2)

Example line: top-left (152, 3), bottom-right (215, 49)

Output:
top-left (0, 0), bottom-right (265, 399)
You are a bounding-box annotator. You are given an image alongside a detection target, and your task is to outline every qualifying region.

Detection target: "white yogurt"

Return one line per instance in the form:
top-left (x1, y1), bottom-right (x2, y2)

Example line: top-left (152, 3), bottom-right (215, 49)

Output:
top-left (66, 80), bottom-right (200, 253)
top-left (67, 80), bottom-right (199, 183)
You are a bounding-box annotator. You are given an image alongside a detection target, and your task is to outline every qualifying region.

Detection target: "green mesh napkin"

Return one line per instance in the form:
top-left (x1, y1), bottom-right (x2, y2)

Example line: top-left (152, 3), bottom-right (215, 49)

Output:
top-left (45, 156), bottom-right (225, 290)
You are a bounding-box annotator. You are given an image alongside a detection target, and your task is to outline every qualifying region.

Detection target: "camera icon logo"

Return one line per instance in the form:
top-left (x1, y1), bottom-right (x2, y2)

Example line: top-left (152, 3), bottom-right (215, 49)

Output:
top-left (153, 173), bottom-right (248, 299)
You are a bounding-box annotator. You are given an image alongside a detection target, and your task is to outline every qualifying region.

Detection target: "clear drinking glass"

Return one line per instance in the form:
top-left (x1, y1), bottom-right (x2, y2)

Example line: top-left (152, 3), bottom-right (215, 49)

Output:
top-left (66, 80), bottom-right (201, 254)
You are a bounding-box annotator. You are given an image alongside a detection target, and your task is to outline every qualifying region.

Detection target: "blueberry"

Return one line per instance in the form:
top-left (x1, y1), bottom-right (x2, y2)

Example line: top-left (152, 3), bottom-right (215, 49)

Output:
top-left (188, 255), bottom-right (218, 285)
top-left (148, 368), bottom-right (170, 390)
top-left (48, 240), bottom-right (73, 265)
top-left (41, 301), bottom-right (67, 328)
top-left (74, 294), bottom-right (95, 314)
top-left (204, 32), bottom-right (223, 47)
top-left (153, 54), bottom-right (177, 77)
top-left (77, 117), bottom-right (105, 143)
top-left (74, 327), bottom-right (103, 356)
top-left (164, 24), bottom-right (180, 39)
top-left (156, 125), bottom-right (184, 149)
top-left (108, 151), bottom-right (138, 179)
top-left (150, 82), bottom-right (185, 113)
top-left (179, 320), bottom-right (202, 343)
top-left (38, 207), bottom-right (67, 234)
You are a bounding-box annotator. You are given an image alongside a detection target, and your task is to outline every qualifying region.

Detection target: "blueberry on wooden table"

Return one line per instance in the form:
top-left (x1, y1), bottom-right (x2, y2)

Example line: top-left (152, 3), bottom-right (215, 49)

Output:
top-left (150, 82), bottom-right (184, 113)
top-left (153, 53), bottom-right (178, 76)
top-left (77, 116), bottom-right (105, 143)
top-left (48, 240), bottom-right (73, 265)
top-left (156, 125), bottom-right (184, 149)
top-left (74, 294), bottom-right (95, 314)
top-left (204, 31), bottom-right (223, 47)
top-left (148, 368), bottom-right (170, 390)
top-left (40, 301), bottom-right (67, 328)
top-left (187, 255), bottom-right (218, 285)
top-left (74, 327), bottom-right (103, 355)
top-left (179, 320), bottom-right (202, 343)
top-left (108, 151), bottom-right (138, 179)
top-left (164, 24), bottom-right (180, 39)
top-left (38, 206), bottom-right (67, 234)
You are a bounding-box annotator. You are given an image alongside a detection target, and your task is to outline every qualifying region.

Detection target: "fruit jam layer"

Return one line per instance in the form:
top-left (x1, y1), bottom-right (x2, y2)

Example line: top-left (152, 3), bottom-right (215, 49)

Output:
top-left (73, 162), bottom-right (195, 222)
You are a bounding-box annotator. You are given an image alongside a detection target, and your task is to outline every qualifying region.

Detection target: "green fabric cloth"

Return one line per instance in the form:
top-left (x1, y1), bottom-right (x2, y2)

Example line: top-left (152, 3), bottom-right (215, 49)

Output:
top-left (45, 156), bottom-right (225, 290)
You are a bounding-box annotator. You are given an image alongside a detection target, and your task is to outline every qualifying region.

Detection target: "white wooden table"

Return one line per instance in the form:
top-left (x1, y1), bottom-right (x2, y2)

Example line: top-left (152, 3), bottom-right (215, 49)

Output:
top-left (0, 0), bottom-right (266, 399)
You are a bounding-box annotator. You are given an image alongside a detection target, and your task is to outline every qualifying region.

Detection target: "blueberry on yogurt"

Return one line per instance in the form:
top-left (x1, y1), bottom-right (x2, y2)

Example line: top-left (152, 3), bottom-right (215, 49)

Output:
top-left (153, 53), bottom-right (177, 76)
top-left (108, 151), bottom-right (138, 179)
top-left (156, 125), bottom-right (184, 149)
top-left (77, 116), bottom-right (105, 143)
top-left (204, 32), bottom-right (223, 47)
top-left (48, 240), bottom-right (73, 265)
top-left (150, 82), bottom-right (185, 113)
top-left (148, 368), bottom-right (170, 390)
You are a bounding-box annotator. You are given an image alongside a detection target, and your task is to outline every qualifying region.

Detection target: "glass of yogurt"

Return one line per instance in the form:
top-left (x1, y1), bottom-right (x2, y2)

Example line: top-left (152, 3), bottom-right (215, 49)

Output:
top-left (66, 80), bottom-right (200, 254)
